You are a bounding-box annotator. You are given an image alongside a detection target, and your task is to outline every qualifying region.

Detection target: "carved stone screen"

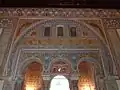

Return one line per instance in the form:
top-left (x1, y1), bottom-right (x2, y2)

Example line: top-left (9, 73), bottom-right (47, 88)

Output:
top-left (50, 61), bottom-right (71, 74)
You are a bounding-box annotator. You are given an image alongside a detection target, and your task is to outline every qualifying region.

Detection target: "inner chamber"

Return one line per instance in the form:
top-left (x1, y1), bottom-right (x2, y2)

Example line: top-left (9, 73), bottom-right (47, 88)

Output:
top-left (22, 62), bottom-right (43, 90)
top-left (50, 75), bottom-right (70, 90)
top-left (78, 61), bottom-right (95, 90)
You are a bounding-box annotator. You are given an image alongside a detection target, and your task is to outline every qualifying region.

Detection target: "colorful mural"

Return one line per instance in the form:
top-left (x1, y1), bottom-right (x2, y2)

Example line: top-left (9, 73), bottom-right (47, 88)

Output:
top-left (0, 8), bottom-right (120, 90)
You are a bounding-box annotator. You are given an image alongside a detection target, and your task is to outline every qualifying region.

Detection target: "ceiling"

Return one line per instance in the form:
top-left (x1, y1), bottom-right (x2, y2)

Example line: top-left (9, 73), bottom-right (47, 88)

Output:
top-left (0, 0), bottom-right (120, 9)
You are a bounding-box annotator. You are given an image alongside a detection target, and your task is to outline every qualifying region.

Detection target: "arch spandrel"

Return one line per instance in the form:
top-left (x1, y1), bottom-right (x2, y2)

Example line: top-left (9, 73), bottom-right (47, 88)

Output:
top-left (87, 22), bottom-right (106, 40)
top-left (49, 59), bottom-right (72, 75)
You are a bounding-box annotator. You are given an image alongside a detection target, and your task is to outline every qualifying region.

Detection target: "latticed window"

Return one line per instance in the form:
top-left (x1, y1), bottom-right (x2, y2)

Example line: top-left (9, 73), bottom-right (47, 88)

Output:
top-left (70, 27), bottom-right (76, 37)
top-left (83, 31), bottom-right (88, 36)
top-left (57, 27), bottom-right (63, 36)
top-left (44, 27), bottom-right (51, 36)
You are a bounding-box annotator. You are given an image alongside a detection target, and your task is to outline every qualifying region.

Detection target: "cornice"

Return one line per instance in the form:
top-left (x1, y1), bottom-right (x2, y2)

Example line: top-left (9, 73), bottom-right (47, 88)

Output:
top-left (0, 8), bottom-right (120, 18)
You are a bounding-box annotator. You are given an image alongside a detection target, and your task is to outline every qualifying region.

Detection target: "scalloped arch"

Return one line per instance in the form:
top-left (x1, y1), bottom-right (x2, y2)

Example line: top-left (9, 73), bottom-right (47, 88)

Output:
top-left (77, 57), bottom-right (102, 75)
top-left (17, 57), bottom-right (43, 76)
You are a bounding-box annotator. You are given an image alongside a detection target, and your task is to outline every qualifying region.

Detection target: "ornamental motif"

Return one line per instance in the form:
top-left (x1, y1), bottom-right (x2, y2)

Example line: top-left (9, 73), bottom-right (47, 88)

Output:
top-left (15, 19), bottom-right (42, 39)
top-left (23, 38), bottom-right (99, 46)
top-left (102, 18), bottom-right (120, 29)
top-left (0, 18), bottom-right (13, 28)
top-left (50, 61), bottom-right (71, 74)
top-left (0, 8), bottom-right (120, 18)
top-left (12, 48), bottom-right (99, 76)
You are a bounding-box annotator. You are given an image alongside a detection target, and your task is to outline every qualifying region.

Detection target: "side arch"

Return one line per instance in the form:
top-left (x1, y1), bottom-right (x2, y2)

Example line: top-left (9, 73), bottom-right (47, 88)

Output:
top-left (77, 61), bottom-right (96, 90)
top-left (77, 57), bottom-right (103, 77)
top-left (14, 57), bottom-right (44, 90)
top-left (17, 57), bottom-right (43, 76)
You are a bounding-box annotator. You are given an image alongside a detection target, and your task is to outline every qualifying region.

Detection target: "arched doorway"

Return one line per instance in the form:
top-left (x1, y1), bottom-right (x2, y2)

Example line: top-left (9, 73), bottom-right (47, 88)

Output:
top-left (22, 62), bottom-right (43, 90)
top-left (78, 61), bottom-right (95, 90)
top-left (50, 75), bottom-right (70, 90)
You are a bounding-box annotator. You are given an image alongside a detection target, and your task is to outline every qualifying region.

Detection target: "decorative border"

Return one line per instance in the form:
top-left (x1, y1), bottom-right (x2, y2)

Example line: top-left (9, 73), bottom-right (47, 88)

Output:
top-left (0, 8), bottom-right (120, 18)
top-left (14, 48), bottom-right (100, 75)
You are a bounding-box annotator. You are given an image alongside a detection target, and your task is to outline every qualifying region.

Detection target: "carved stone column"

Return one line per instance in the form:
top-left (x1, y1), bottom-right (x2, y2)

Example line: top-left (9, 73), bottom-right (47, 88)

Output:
top-left (70, 74), bottom-right (79, 90)
top-left (43, 80), bottom-right (49, 90)
top-left (43, 75), bottom-right (51, 90)
top-left (71, 80), bottom-right (78, 90)
top-left (116, 79), bottom-right (120, 90)
top-left (14, 76), bottom-right (24, 90)
top-left (95, 75), bottom-right (106, 90)
top-left (104, 75), bottom-right (119, 90)
top-left (102, 19), bottom-right (120, 78)
top-left (2, 76), bottom-right (15, 90)
top-left (0, 79), bottom-right (4, 90)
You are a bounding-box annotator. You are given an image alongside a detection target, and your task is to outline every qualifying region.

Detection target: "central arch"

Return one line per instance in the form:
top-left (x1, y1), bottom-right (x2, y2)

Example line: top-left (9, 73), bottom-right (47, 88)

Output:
top-left (50, 75), bottom-right (70, 90)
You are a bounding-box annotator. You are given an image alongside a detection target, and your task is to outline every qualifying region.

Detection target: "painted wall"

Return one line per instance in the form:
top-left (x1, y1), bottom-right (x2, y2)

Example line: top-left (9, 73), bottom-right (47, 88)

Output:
top-left (0, 8), bottom-right (120, 90)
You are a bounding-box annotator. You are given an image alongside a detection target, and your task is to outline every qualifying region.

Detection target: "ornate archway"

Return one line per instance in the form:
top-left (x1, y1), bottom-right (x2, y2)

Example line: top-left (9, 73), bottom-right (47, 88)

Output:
top-left (78, 61), bottom-right (96, 90)
top-left (3, 18), bottom-right (115, 90)
top-left (23, 62), bottom-right (43, 90)
top-left (5, 19), bottom-right (113, 79)
top-left (14, 61), bottom-right (44, 90)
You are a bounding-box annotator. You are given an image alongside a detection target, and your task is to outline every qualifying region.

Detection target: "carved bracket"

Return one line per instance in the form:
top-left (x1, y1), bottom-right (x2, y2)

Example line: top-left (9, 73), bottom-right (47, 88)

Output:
top-left (102, 18), bottom-right (120, 29)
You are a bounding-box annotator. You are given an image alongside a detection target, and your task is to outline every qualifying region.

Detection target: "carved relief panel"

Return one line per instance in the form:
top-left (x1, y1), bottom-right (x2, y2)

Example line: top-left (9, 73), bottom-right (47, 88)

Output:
top-left (50, 61), bottom-right (71, 75)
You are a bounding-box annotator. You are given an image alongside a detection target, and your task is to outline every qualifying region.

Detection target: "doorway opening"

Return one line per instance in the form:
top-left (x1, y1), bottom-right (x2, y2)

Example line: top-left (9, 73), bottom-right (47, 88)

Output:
top-left (78, 61), bottom-right (95, 90)
top-left (22, 62), bottom-right (43, 90)
top-left (50, 75), bottom-right (70, 90)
